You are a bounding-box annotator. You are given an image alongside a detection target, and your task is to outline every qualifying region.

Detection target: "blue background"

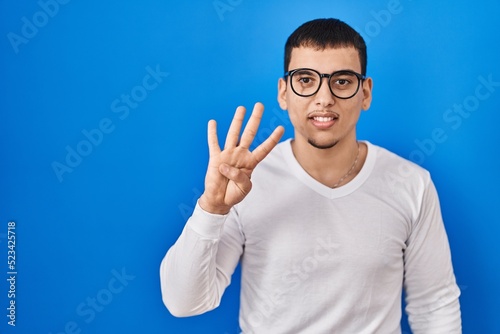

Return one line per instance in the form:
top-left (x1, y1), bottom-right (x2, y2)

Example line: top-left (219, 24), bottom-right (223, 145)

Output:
top-left (1, 0), bottom-right (499, 333)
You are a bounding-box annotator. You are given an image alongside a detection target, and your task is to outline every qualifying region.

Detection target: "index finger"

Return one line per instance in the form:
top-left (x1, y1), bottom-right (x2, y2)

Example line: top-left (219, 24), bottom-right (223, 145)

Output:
top-left (251, 125), bottom-right (285, 163)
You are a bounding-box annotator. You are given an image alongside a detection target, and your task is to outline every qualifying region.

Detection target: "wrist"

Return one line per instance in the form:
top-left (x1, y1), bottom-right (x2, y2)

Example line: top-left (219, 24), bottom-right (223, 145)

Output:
top-left (198, 194), bottom-right (230, 215)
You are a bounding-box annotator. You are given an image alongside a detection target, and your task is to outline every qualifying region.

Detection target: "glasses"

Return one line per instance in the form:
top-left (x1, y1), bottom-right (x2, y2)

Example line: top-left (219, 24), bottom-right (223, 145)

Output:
top-left (284, 68), bottom-right (366, 99)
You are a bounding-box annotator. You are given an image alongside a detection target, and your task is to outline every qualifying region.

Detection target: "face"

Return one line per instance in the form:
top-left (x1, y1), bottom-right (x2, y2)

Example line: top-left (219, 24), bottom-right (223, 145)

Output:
top-left (278, 46), bottom-right (373, 150)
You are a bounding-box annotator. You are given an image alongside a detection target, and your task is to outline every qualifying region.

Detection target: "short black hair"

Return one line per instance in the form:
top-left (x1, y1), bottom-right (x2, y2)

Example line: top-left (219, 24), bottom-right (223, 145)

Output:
top-left (284, 18), bottom-right (367, 76)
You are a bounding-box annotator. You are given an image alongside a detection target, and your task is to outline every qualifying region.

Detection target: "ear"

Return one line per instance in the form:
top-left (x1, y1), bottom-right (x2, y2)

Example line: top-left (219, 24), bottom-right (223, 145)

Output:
top-left (361, 77), bottom-right (373, 111)
top-left (277, 77), bottom-right (288, 110)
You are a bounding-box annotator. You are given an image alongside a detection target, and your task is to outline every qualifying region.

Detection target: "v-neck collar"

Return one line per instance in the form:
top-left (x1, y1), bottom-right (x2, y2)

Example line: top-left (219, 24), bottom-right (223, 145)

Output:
top-left (281, 138), bottom-right (377, 199)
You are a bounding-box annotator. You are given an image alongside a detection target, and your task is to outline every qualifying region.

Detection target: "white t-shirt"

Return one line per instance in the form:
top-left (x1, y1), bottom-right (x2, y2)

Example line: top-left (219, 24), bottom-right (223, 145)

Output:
top-left (160, 139), bottom-right (461, 334)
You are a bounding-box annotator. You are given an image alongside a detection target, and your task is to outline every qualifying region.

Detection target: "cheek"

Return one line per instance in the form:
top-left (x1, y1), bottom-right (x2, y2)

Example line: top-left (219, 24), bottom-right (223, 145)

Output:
top-left (285, 96), bottom-right (308, 122)
top-left (289, 113), bottom-right (304, 131)
top-left (286, 109), bottom-right (307, 132)
top-left (286, 92), bottom-right (310, 110)
top-left (343, 107), bottom-right (363, 126)
top-left (343, 98), bottom-right (364, 117)
top-left (286, 108), bottom-right (301, 128)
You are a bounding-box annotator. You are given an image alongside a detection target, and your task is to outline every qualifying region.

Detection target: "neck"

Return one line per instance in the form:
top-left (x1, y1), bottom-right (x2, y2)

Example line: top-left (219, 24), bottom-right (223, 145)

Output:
top-left (291, 136), bottom-right (366, 188)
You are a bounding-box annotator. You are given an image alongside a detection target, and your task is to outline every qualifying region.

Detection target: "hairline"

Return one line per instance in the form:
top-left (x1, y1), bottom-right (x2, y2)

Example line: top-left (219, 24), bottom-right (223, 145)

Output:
top-left (286, 44), bottom-right (364, 74)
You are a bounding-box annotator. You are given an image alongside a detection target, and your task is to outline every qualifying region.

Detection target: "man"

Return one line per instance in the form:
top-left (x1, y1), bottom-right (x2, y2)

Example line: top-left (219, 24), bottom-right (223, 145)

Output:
top-left (160, 18), bottom-right (461, 333)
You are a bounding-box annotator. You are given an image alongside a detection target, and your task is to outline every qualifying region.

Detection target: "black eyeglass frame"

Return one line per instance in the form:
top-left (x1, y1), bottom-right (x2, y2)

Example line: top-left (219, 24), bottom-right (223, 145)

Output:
top-left (284, 68), bottom-right (366, 99)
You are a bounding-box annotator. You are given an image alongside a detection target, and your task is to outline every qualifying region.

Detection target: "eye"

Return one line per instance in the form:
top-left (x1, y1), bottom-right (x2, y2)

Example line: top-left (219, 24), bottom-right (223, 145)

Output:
top-left (294, 75), bottom-right (317, 87)
top-left (292, 70), bottom-right (317, 86)
top-left (335, 79), bottom-right (350, 86)
top-left (331, 72), bottom-right (357, 89)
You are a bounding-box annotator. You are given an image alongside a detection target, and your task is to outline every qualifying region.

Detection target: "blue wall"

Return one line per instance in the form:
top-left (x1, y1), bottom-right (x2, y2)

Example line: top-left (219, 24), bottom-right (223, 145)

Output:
top-left (1, 0), bottom-right (499, 333)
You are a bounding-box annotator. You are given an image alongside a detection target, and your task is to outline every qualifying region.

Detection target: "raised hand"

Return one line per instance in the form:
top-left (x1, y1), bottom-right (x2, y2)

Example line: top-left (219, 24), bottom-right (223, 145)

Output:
top-left (198, 102), bottom-right (285, 215)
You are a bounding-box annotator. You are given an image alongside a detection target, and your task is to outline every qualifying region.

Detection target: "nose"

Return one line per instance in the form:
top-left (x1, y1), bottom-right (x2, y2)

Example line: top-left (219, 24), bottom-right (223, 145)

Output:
top-left (314, 76), bottom-right (335, 107)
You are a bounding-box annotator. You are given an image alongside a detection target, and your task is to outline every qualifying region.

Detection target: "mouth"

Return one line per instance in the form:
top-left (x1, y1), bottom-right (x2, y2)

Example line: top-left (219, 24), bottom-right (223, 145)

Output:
top-left (308, 113), bottom-right (338, 129)
top-left (311, 116), bottom-right (337, 122)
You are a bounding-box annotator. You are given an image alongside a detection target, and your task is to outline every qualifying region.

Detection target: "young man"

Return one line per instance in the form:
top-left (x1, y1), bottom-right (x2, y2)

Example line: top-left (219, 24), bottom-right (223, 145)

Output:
top-left (160, 18), bottom-right (461, 333)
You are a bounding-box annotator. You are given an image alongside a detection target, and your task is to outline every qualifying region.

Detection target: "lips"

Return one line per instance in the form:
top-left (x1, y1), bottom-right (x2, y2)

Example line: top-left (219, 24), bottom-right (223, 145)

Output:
top-left (308, 112), bottom-right (338, 129)
top-left (312, 116), bottom-right (336, 122)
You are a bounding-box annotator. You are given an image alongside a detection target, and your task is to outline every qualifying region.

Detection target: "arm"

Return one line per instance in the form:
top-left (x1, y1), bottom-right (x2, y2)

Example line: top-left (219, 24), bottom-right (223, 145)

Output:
top-left (159, 203), bottom-right (243, 316)
top-left (404, 175), bottom-right (462, 333)
top-left (160, 103), bottom-right (284, 317)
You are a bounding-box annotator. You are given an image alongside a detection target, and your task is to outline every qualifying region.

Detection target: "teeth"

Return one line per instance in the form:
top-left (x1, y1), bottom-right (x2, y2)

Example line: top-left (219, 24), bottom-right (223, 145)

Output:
top-left (313, 117), bottom-right (334, 122)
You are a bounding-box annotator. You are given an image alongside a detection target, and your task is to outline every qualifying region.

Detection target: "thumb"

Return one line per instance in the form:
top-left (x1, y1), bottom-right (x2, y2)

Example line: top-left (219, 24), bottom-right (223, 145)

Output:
top-left (218, 163), bottom-right (231, 176)
top-left (218, 163), bottom-right (247, 181)
top-left (219, 163), bottom-right (252, 193)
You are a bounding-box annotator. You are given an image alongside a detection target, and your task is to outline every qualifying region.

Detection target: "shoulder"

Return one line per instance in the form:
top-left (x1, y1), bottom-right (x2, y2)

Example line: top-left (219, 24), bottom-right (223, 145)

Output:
top-left (366, 141), bottom-right (432, 187)
top-left (253, 138), bottom-right (291, 175)
top-left (364, 142), bottom-right (437, 219)
top-left (367, 143), bottom-right (434, 212)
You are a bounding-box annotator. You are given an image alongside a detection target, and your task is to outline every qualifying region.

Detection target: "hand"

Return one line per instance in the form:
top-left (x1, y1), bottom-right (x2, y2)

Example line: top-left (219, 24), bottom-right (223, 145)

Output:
top-left (198, 102), bottom-right (285, 215)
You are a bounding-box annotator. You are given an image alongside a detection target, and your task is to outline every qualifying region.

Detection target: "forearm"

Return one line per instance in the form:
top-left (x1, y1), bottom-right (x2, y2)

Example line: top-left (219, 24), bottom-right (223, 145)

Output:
top-left (405, 176), bottom-right (462, 333)
top-left (408, 297), bottom-right (461, 334)
top-left (160, 204), bottom-right (229, 317)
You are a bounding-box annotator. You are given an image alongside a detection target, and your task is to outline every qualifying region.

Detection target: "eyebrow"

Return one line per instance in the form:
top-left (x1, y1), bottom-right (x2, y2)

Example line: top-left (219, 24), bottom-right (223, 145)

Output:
top-left (333, 68), bottom-right (357, 72)
top-left (332, 70), bottom-right (358, 75)
top-left (295, 69), bottom-right (316, 74)
top-left (325, 69), bottom-right (359, 74)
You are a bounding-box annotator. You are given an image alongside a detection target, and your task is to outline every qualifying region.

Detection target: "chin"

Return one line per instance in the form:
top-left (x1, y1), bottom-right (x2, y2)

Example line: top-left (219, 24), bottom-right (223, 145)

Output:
top-left (308, 138), bottom-right (339, 150)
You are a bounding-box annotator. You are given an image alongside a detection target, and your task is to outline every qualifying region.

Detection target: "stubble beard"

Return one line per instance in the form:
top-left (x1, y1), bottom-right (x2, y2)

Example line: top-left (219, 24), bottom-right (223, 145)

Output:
top-left (307, 138), bottom-right (339, 150)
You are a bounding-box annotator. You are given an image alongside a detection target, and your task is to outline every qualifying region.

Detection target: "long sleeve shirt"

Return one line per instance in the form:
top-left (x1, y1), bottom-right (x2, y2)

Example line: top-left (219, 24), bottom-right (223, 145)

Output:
top-left (160, 139), bottom-right (461, 333)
